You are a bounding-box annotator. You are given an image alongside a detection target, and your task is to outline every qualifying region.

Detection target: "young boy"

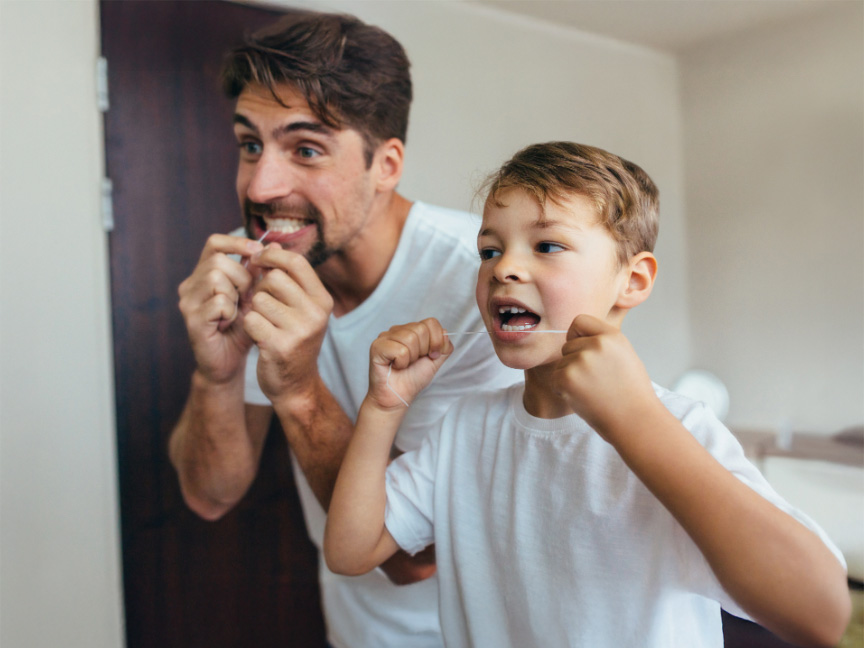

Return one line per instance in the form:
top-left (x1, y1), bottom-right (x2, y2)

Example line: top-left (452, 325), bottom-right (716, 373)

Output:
top-left (324, 142), bottom-right (851, 647)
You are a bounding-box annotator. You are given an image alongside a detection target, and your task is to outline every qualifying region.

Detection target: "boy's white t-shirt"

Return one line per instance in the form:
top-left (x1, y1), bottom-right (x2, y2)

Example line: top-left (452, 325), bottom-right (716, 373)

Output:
top-left (243, 202), bottom-right (521, 648)
top-left (385, 382), bottom-right (846, 648)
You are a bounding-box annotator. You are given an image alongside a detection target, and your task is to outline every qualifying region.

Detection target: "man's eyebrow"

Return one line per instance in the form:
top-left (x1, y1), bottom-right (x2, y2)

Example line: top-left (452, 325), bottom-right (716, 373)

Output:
top-left (232, 115), bottom-right (335, 139)
top-left (232, 114), bottom-right (258, 133)
top-left (274, 121), bottom-right (335, 138)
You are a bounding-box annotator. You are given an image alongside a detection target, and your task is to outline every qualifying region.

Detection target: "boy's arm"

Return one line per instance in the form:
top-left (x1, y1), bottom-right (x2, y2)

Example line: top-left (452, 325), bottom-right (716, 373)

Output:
top-left (324, 400), bottom-right (404, 575)
top-left (555, 315), bottom-right (851, 648)
top-left (324, 319), bottom-right (452, 577)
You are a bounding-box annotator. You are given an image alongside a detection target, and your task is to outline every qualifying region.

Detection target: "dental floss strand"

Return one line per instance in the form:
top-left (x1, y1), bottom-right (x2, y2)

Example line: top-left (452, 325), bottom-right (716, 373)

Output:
top-left (385, 329), bottom-right (569, 406)
top-left (242, 230), bottom-right (271, 269)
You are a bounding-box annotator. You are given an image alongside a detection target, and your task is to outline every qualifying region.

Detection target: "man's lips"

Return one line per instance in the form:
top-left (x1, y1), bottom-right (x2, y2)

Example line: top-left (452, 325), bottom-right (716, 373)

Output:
top-left (250, 213), bottom-right (315, 243)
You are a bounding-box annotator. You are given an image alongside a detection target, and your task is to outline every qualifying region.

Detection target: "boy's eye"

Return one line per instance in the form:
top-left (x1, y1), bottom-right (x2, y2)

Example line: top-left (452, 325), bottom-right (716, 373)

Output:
top-left (479, 248), bottom-right (501, 261)
top-left (537, 242), bottom-right (565, 254)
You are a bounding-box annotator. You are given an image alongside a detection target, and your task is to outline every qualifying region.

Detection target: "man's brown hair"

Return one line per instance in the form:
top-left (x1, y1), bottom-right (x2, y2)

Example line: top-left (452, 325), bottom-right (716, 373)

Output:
top-left (222, 11), bottom-right (412, 166)
top-left (482, 142), bottom-right (660, 265)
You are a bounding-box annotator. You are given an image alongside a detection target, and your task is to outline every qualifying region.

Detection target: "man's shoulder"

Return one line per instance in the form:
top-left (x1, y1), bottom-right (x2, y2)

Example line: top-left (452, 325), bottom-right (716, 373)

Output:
top-left (409, 201), bottom-right (482, 246)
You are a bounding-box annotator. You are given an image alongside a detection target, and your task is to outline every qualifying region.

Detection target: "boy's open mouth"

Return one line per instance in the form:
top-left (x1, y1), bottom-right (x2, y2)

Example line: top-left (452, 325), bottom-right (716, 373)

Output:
top-left (497, 305), bottom-right (541, 332)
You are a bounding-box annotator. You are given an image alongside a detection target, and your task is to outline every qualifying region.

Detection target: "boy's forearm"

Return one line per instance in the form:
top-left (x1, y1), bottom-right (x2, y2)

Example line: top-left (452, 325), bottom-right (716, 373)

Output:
top-left (324, 398), bottom-right (404, 576)
top-left (604, 403), bottom-right (850, 647)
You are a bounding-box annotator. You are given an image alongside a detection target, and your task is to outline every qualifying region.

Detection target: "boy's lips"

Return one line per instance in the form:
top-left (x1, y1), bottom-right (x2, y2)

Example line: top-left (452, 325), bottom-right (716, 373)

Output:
top-left (491, 298), bottom-right (541, 334)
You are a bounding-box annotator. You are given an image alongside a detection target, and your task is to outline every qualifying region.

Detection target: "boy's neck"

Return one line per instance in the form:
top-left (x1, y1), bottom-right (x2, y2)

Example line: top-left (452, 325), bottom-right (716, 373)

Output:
top-left (522, 364), bottom-right (574, 419)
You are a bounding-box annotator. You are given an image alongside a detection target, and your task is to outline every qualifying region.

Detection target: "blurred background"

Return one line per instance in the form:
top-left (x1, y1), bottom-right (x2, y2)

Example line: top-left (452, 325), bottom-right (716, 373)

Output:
top-left (2, 0), bottom-right (861, 646)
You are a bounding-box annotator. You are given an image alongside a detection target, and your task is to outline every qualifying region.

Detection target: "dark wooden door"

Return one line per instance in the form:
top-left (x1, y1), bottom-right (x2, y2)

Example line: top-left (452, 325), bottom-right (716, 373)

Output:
top-left (100, 2), bottom-right (326, 646)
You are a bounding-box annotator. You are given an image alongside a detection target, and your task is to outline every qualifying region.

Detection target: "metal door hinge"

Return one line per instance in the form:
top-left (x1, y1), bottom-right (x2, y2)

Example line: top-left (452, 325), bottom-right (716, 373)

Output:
top-left (97, 57), bottom-right (109, 112)
top-left (101, 178), bottom-right (114, 232)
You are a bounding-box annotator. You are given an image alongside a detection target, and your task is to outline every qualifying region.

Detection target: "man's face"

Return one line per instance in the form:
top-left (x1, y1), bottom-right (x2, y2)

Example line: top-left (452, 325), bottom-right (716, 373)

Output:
top-left (233, 83), bottom-right (378, 266)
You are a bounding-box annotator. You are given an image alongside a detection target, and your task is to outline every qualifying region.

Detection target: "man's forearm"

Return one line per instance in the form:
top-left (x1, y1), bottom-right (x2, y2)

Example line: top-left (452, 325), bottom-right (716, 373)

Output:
top-left (270, 375), bottom-right (355, 511)
top-left (169, 369), bottom-right (263, 520)
top-left (277, 384), bottom-right (437, 585)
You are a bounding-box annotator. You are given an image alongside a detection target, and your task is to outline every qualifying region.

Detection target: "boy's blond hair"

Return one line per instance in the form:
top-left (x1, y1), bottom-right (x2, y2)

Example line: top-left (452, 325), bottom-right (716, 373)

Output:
top-left (482, 142), bottom-right (659, 265)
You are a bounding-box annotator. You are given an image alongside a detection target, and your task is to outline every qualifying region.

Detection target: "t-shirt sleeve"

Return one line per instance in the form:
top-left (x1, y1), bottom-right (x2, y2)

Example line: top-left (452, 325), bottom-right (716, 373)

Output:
top-left (244, 345), bottom-right (271, 406)
top-left (669, 399), bottom-right (847, 619)
top-left (384, 423), bottom-right (443, 556)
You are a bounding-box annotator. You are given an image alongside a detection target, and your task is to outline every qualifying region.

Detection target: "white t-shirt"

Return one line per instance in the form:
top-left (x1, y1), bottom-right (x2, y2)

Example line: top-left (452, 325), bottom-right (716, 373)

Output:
top-left (244, 202), bottom-right (521, 648)
top-left (385, 382), bottom-right (846, 648)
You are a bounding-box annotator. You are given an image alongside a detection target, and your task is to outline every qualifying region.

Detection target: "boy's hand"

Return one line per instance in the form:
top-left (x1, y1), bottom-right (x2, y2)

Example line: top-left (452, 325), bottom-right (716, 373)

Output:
top-left (368, 318), bottom-right (454, 410)
top-left (552, 314), bottom-right (658, 442)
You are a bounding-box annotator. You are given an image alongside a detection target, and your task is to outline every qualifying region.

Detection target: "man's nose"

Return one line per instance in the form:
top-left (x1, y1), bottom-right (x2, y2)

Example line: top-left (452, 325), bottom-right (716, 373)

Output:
top-left (245, 152), bottom-right (295, 204)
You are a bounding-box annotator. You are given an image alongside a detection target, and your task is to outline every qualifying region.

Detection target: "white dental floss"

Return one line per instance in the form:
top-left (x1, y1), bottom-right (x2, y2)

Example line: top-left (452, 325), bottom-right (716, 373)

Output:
top-left (243, 230), bottom-right (272, 269)
top-left (385, 329), bottom-right (569, 406)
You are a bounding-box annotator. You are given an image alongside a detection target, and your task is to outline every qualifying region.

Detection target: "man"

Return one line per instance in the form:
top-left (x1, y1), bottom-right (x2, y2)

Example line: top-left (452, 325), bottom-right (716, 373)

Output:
top-left (169, 11), bottom-right (518, 648)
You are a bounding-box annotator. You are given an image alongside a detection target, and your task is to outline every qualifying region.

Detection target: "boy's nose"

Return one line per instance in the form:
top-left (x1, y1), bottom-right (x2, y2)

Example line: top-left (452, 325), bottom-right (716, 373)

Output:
top-left (493, 253), bottom-right (526, 283)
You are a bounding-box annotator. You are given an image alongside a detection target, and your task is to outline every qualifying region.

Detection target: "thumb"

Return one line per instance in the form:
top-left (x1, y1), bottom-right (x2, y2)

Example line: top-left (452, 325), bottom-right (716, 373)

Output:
top-left (566, 314), bottom-right (613, 341)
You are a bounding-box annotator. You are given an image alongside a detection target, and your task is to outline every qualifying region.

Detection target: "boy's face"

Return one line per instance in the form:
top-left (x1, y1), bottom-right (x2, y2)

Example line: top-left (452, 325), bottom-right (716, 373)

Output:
top-left (475, 188), bottom-right (629, 370)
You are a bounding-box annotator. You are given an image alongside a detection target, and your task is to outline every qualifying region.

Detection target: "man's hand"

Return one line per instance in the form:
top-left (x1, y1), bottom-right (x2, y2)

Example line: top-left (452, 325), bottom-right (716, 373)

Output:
top-left (243, 245), bottom-right (335, 405)
top-left (552, 314), bottom-right (657, 441)
top-left (178, 234), bottom-right (266, 384)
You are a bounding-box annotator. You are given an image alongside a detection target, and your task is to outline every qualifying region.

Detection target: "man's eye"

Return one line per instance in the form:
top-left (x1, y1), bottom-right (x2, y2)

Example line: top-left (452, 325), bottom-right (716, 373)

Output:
top-left (297, 146), bottom-right (321, 159)
top-left (479, 248), bottom-right (501, 261)
top-left (537, 242), bottom-right (565, 254)
top-left (239, 141), bottom-right (262, 155)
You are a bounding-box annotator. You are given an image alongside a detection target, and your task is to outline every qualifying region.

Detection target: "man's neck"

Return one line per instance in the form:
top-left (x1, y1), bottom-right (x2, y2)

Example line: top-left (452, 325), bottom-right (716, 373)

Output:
top-left (319, 192), bottom-right (413, 317)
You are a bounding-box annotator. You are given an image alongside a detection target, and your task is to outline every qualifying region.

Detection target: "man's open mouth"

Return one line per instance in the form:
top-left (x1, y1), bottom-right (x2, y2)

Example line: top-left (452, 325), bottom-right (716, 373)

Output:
top-left (497, 305), bottom-right (541, 332)
top-left (260, 215), bottom-right (312, 235)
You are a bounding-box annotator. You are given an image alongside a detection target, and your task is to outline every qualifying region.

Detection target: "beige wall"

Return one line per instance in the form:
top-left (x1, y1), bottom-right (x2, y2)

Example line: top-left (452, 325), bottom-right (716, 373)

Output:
top-left (0, 1), bottom-right (124, 647)
top-left (1, 0), bottom-right (860, 645)
top-left (283, 0), bottom-right (692, 385)
top-left (681, 1), bottom-right (864, 433)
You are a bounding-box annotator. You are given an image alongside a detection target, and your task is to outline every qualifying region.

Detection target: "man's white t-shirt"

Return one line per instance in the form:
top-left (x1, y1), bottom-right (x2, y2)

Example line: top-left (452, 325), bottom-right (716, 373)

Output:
top-left (244, 202), bottom-right (521, 648)
top-left (384, 382), bottom-right (846, 648)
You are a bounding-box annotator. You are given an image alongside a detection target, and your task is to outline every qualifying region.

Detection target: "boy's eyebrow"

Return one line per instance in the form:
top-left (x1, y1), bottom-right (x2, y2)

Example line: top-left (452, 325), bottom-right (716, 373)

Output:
top-left (533, 218), bottom-right (583, 231)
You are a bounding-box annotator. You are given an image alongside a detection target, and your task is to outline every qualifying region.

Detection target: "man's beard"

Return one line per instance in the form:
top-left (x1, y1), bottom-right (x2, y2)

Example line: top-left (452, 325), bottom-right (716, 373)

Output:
top-left (244, 198), bottom-right (334, 267)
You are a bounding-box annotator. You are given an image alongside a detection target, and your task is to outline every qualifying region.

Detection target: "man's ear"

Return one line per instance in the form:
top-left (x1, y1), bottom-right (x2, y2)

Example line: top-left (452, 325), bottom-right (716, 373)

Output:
top-left (373, 137), bottom-right (404, 193)
top-left (616, 251), bottom-right (657, 309)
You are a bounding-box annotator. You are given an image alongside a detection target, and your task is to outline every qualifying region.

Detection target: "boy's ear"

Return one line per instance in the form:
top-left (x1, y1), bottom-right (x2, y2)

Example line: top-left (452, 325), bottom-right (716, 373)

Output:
top-left (373, 137), bottom-right (404, 193)
top-left (616, 251), bottom-right (657, 309)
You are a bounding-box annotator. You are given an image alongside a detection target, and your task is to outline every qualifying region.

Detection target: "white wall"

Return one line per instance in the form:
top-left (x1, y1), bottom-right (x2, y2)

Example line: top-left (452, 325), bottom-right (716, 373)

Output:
top-left (271, 0), bottom-right (692, 385)
top-left (681, 1), bottom-right (864, 434)
top-left (3, 0), bottom-right (859, 645)
top-left (0, 1), bottom-right (125, 647)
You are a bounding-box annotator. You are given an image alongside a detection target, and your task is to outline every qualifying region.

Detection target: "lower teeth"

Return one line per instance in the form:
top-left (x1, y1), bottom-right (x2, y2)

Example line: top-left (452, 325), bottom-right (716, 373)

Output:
top-left (502, 324), bottom-right (536, 331)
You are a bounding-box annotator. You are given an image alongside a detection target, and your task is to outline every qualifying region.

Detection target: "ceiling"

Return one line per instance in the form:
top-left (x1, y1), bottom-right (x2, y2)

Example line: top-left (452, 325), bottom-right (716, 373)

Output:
top-left (465, 0), bottom-right (844, 54)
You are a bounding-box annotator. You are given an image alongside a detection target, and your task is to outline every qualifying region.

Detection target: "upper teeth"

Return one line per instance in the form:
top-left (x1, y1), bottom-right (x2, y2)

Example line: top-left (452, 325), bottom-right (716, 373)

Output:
top-left (264, 217), bottom-right (309, 234)
top-left (499, 306), bottom-right (527, 314)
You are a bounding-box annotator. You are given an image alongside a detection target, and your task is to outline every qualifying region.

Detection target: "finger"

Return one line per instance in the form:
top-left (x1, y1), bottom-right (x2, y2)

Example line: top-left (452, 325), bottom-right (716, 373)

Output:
top-left (420, 318), bottom-right (452, 358)
top-left (387, 323), bottom-right (431, 369)
top-left (199, 232), bottom-right (264, 264)
top-left (372, 337), bottom-right (415, 371)
top-left (566, 313), bottom-right (612, 341)
top-left (252, 246), bottom-right (332, 309)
